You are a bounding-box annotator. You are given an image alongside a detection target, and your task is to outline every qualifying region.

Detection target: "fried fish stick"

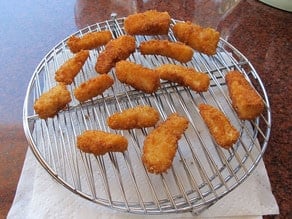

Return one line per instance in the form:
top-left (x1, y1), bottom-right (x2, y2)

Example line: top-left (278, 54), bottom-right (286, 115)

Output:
top-left (173, 21), bottom-right (220, 55)
top-left (199, 104), bottom-right (239, 149)
top-left (142, 113), bottom-right (189, 174)
top-left (74, 74), bottom-right (114, 102)
top-left (77, 130), bottom-right (128, 155)
top-left (55, 50), bottom-right (89, 84)
top-left (34, 84), bottom-right (71, 119)
top-left (115, 60), bottom-right (160, 93)
top-left (225, 70), bottom-right (264, 120)
top-left (67, 31), bottom-right (112, 53)
top-left (124, 10), bottom-right (171, 35)
top-left (156, 64), bottom-right (210, 92)
top-left (95, 35), bottom-right (136, 74)
top-left (107, 105), bottom-right (160, 130)
top-left (139, 40), bottom-right (194, 63)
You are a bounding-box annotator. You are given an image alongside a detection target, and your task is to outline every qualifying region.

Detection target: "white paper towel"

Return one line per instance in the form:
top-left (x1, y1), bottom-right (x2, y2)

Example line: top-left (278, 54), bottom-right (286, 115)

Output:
top-left (7, 146), bottom-right (278, 219)
top-left (14, 46), bottom-right (279, 218)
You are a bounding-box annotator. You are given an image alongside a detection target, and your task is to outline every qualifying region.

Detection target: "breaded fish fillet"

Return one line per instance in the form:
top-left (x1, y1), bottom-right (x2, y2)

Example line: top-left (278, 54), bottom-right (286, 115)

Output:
top-left (142, 113), bottom-right (189, 174)
top-left (225, 70), bottom-right (264, 120)
top-left (199, 104), bottom-right (239, 149)
top-left (55, 50), bottom-right (89, 84)
top-left (67, 31), bottom-right (112, 53)
top-left (74, 74), bottom-right (114, 102)
top-left (124, 10), bottom-right (171, 35)
top-left (95, 35), bottom-right (136, 74)
top-left (77, 130), bottom-right (128, 155)
top-left (34, 84), bottom-right (71, 119)
top-left (156, 64), bottom-right (210, 92)
top-left (107, 105), bottom-right (160, 130)
top-left (139, 40), bottom-right (194, 63)
top-left (173, 21), bottom-right (220, 55)
top-left (115, 60), bottom-right (160, 93)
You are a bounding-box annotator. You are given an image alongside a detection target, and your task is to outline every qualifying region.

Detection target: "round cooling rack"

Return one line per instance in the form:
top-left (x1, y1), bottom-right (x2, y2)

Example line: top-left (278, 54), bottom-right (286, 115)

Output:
top-left (23, 16), bottom-right (271, 215)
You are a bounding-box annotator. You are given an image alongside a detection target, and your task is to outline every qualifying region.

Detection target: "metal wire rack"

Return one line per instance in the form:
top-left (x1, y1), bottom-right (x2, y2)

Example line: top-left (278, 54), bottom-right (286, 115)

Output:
top-left (23, 16), bottom-right (271, 215)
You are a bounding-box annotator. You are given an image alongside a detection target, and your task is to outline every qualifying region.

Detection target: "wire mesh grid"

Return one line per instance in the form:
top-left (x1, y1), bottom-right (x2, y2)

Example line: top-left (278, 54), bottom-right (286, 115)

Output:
top-left (23, 17), bottom-right (271, 215)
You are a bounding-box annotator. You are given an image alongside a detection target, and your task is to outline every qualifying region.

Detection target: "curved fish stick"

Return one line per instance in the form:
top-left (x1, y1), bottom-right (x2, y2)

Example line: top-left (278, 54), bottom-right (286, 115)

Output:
top-left (34, 84), bottom-right (71, 119)
top-left (225, 70), bottom-right (264, 120)
top-left (95, 35), bottom-right (136, 74)
top-left (142, 113), bottom-right (189, 174)
top-left (173, 21), bottom-right (220, 55)
top-left (55, 50), bottom-right (89, 84)
top-left (107, 105), bottom-right (160, 130)
top-left (67, 31), bottom-right (112, 53)
top-left (124, 10), bottom-right (171, 35)
top-left (139, 40), bottom-right (194, 63)
top-left (156, 64), bottom-right (210, 92)
top-left (74, 74), bottom-right (114, 102)
top-left (77, 130), bottom-right (128, 155)
top-left (199, 104), bottom-right (239, 149)
top-left (116, 60), bottom-right (160, 93)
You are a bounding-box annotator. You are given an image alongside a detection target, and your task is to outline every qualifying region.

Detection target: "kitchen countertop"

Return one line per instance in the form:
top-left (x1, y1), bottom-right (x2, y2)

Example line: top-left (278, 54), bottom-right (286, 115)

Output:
top-left (0, 0), bottom-right (291, 218)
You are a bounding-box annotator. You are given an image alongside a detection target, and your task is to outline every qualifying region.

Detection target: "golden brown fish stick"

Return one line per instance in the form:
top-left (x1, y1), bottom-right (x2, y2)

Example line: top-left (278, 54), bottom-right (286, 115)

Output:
top-left (115, 60), bottom-right (160, 93)
top-left (107, 105), bottom-right (160, 130)
top-left (199, 104), bottom-right (239, 149)
top-left (77, 130), bottom-right (128, 155)
top-left (95, 35), bottom-right (136, 74)
top-left (33, 84), bottom-right (71, 119)
top-left (55, 50), bottom-right (89, 84)
top-left (142, 113), bottom-right (189, 174)
top-left (74, 74), bottom-right (114, 102)
top-left (124, 10), bottom-right (171, 35)
top-left (225, 71), bottom-right (264, 120)
top-left (67, 31), bottom-right (112, 53)
top-left (139, 40), bottom-right (194, 63)
top-left (156, 64), bottom-right (210, 92)
top-left (173, 21), bottom-right (220, 55)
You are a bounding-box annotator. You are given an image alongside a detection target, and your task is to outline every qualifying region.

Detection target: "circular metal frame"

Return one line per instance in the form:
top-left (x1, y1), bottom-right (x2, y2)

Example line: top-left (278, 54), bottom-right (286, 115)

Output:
top-left (23, 17), bottom-right (271, 215)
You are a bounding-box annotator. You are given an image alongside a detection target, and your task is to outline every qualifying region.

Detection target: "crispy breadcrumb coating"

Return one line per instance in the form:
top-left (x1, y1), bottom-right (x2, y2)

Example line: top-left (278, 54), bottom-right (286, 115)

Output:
top-left (33, 84), bottom-right (71, 119)
top-left (199, 104), bottom-right (239, 149)
top-left (225, 71), bottom-right (264, 120)
top-left (77, 130), bottom-right (128, 155)
top-left (115, 60), bottom-right (160, 93)
top-left (124, 10), bottom-right (171, 35)
top-left (142, 113), bottom-right (189, 174)
top-left (107, 105), bottom-right (160, 130)
top-left (173, 21), bottom-right (220, 55)
top-left (74, 74), bottom-right (114, 102)
top-left (55, 50), bottom-right (89, 84)
top-left (95, 35), bottom-right (136, 74)
top-left (156, 64), bottom-right (210, 92)
top-left (139, 40), bottom-right (194, 63)
top-left (67, 31), bottom-right (112, 53)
